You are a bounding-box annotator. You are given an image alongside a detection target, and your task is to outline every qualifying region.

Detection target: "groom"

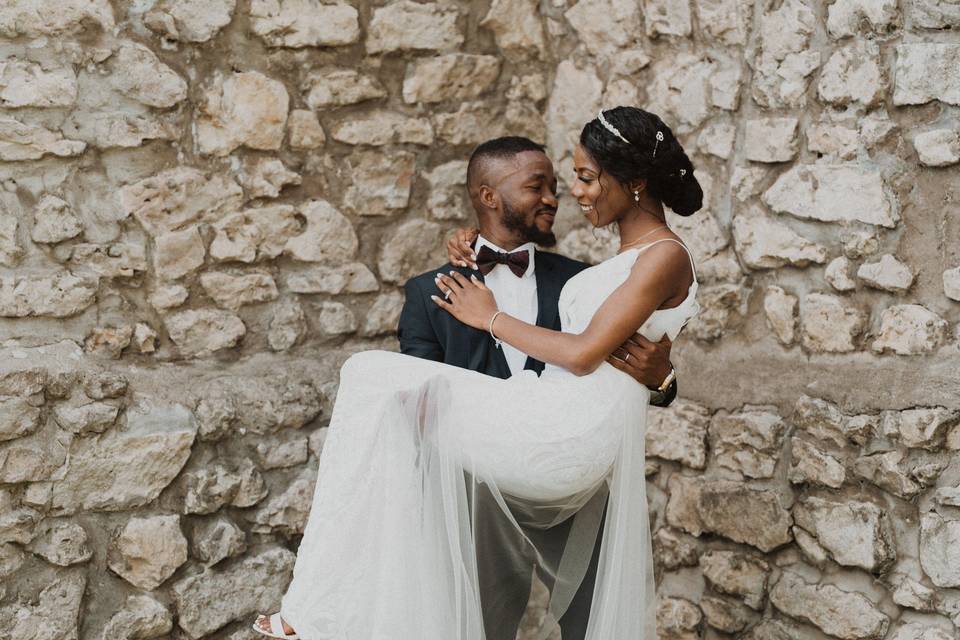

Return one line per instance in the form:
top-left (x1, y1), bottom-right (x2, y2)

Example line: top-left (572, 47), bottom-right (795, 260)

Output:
top-left (397, 137), bottom-right (678, 640)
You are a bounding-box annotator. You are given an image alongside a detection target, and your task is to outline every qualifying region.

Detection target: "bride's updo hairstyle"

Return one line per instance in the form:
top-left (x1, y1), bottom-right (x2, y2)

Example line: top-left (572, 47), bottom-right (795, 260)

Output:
top-left (580, 106), bottom-right (703, 217)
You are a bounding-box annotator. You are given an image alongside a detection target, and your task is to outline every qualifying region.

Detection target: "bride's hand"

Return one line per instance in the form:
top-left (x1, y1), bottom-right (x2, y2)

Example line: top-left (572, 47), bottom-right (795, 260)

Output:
top-left (432, 271), bottom-right (498, 330)
top-left (447, 227), bottom-right (479, 270)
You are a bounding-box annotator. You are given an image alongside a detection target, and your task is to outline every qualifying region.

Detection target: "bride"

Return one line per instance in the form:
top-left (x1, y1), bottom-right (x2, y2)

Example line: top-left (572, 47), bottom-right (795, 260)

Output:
top-left (253, 106), bottom-right (703, 639)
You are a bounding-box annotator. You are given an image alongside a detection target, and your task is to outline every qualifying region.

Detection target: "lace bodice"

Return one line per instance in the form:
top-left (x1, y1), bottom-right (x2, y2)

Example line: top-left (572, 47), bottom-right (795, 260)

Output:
top-left (558, 239), bottom-right (701, 342)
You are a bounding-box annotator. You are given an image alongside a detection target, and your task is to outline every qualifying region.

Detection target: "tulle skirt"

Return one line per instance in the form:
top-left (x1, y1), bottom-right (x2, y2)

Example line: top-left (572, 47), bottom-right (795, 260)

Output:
top-left (280, 350), bottom-right (657, 639)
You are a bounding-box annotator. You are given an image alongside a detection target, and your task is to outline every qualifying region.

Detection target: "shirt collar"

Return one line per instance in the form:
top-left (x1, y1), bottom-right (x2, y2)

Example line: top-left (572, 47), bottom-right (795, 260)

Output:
top-left (475, 235), bottom-right (536, 278)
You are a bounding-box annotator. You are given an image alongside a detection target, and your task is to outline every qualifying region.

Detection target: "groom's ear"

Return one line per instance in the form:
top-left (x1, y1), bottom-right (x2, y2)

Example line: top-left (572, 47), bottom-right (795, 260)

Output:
top-left (477, 184), bottom-right (499, 211)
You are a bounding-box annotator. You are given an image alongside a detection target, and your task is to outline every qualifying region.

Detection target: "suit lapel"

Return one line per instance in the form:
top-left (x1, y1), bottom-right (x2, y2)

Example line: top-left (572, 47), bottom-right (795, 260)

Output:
top-left (524, 253), bottom-right (564, 373)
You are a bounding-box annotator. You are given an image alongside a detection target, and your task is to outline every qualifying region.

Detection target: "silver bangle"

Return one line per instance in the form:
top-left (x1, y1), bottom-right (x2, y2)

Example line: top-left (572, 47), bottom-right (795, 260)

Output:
top-left (488, 311), bottom-right (504, 349)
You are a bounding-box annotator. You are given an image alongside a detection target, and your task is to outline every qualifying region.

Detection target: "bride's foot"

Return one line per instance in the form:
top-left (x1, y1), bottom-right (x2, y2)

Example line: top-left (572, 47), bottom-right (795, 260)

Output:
top-left (253, 613), bottom-right (298, 639)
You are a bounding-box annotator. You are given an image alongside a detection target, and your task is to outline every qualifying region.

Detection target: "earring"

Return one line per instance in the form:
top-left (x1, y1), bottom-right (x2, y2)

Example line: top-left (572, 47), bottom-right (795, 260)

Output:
top-left (633, 191), bottom-right (641, 203)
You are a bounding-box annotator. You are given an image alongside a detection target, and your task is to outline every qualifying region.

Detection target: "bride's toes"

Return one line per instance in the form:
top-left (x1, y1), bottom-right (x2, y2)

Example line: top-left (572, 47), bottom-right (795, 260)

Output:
top-left (281, 620), bottom-right (296, 635)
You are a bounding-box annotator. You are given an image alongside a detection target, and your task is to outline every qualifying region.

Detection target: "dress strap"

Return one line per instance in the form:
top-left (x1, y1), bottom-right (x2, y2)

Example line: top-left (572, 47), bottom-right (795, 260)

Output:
top-left (634, 238), bottom-right (697, 281)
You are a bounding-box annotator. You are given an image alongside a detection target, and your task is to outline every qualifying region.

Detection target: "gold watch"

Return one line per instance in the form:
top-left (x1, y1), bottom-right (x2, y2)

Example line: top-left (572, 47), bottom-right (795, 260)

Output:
top-left (656, 367), bottom-right (676, 393)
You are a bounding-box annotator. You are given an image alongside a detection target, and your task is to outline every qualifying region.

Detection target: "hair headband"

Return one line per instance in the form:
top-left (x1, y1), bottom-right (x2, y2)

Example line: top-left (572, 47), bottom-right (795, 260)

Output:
top-left (597, 110), bottom-right (666, 159)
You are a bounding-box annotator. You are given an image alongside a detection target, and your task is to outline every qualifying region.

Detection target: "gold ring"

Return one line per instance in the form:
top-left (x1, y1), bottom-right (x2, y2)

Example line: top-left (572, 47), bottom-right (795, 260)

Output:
top-left (624, 353), bottom-right (631, 363)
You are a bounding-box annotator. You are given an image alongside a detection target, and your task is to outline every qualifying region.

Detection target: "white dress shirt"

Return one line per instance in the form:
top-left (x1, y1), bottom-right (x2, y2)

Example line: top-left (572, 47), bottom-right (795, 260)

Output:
top-left (475, 235), bottom-right (539, 376)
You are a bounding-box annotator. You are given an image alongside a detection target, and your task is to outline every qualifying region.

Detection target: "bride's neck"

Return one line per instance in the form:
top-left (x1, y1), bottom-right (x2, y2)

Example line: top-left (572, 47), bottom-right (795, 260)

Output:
top-left (617, 205), bottom-right (667, 247)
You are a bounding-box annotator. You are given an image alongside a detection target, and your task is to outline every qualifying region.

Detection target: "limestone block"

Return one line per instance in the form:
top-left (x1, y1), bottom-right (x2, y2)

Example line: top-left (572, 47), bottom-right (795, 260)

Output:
top-left (792, 395), bottom-right (865, 448)
top-left (935, 485), bottom-right (960, 507)
top-left (69, 243), bottom-right (148, 279)
top-left (731, 167), bottom-right (767, 202)
top-left (890, 576), bottom-right (942, 613)
top-left (897, 407), bottom-right (959, 450)
top-left (149, 284), bottom-right (189, 311)
top-left (378, 219), bottom-right (446, 284)
top-left (700, 596), bottom-right (757, 633)
top-left (181, 464), bottom-right (242, 514)
top-left (425, 160), bottom-right (469, 220)
top-left (60, 110), bottom-right (181, 150)
top-left (317, 301), bottom-right (357, 335)
top-left (745, 118), bottom-right (799, 162)
top-left (0, 0), bottom-right (114, 37)
top-left (546, 60), bottom-right (602, 160)
top-left (108, 515), bottom-right (188, 590)
top-left (888, 624), bottom-right (955, 640)
top-left (238, 158), bottom-right (301, 200)
top-left (100, 594), bottom-right (173, 640)
top-left (302, 69), bottom-right (386, 108)
top-left (120, 168), bottom-right (243, 236)
top-left (248, 465), bottom-right (317, 534)
top-left (697, 120), bottom-right (736, 159)
top-left (0, 427), bottom-right (69, 484)
top-left (200, 272), bottom-right (278, 310)
top-left (360, 291), bottom-right (405, 337)
top-left (871, 304), bottom-right (947, 355)
top-left (366, 1), bottom-right (463, 54)
top-left (709, 408), bottom-right (785, 478)
top-left (653, 527), bottom-right (700, 570)
top-left (920, 512), bottom-right (960, 587)
top-left (656, 597), bottom-right (701, 640)
top-left (403, 54), bottom-right (500, 104)
top-left (645, 400), bottom-right (710, 469)
top-left (800, 293), bottom-right (865, 353)
top-left (171, 547), bottom-right (295, 638)
top-left (26, 521), bottom-right (92, 566)
top-left (107, 42), bottom-right (188, 109)
top-left (857, 254), bottom-right (915, 293)
top-left (196, 71), bottom-right (289, 156)
top-left (287, 110), bottom-right (325, 149)
top-left (685, 282), bottom-right (749, 342)
top-left (696, 0), bottom-right (752, 45)
top-left (827, 0), bottom-right (899, 36)
top-left (53, 399), bottom-right (119, 435)
top-left (914, 129), bottom-right (960, 167)
top-left (764, 286), bottom-right (797, 345)
top-left (330, 111), bottom-right (433, 146)
top-left (255, 434), bottom-right (308, 470)
top-left (808, 121), bottom-right (859, 160)
top-left (697, 481), bottom-right (793, 552)
top-left (0, 216), bottom-right (21, 266)
top-left (287, 263), bottom-right (378, 294)
top-left (435, 101), bottom-right (506, 145)
top-left (343, 151), bottom-right (417, 216)
top-left (825, 256), bottom-right (857, 292)
top-left (0, 117), bottom-right (86, 161)
top-left (165, 309), bottom-right (246, 357)
top-left (480, 0), bottom-right (546, 55)
top-left (853, 449), bottom-right (925, 498)
top-left (0, 271), bottom-right (98, 318)
top-left (943, 266), bottom-right (960, 301)
top-left (268, 298), bottom-right (306, 352)
top-left (732, 207), bottom-right (828, 269)
top-left (564, 0), bottom-right (642, 59)
top-left (751, 0), bottom-right (819, 108)
top-left (194, 374), bottom-right (322, 440)
top-left (0, 61), bottom-right (78, 108)
top-left (192, 517), bottom-right (247, 566)
top-left (788, 438), bottom-right (846, 488)
top-left (699, 550), bottom-right (769, 609)
top-left (84, 326), bottom-right (134, 359)
top-left (154, 226), bottom-right (205, 281)
top-left (284, 200), bottom-right (358, 263)
top-left (763, 164), bottom-right (898, 228)
top-left (893, 44), bottom-right (960, 106)
top-left (909, 0), bottom-right (960, 28)
top-left (210, 205), bottom-right (301, 264)
top-left (793, 496), bottom-right (896, 572)
top-left (250, 0), bottom-right (360, 48)
top-left (665, 474), bottom-right (705, 536)
top-left (0, 571), bottom-right (85, 640)
top-left (145, 0), bottom-right (235, 42)
top-left (644, 0), bottom-right (692, 36)
top-left (0, 398), bottom-right (42, 442)
top-left (770, 572), bottom-right (889, 639)
top-left (49, 404), bottom-right (196, 514)
top-left (710, 60), bottom-right (743, 111)
top-left (0, 506), bottom-right (40, 544)
top-left (645, 54), bottom-right (718, 132)
top-left (818, 41), bottom-right (885, 107)
top-left (133, 323), bottom-right (158, 354)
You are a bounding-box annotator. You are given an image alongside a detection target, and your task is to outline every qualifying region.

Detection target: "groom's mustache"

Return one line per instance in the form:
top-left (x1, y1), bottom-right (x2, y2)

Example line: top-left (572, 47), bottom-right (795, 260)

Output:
top-left (536, 206), bottom-right (557, 216)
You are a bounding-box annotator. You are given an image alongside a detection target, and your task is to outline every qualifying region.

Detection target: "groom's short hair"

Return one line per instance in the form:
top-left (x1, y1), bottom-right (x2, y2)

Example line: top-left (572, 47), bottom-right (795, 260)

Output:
top-left (466, 136), bottom-right (546, 193)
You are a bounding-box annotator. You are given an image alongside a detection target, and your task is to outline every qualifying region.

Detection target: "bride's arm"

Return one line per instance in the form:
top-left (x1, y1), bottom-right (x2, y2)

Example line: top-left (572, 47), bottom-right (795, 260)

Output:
top-left (433, 242), bottom-right (690, 376)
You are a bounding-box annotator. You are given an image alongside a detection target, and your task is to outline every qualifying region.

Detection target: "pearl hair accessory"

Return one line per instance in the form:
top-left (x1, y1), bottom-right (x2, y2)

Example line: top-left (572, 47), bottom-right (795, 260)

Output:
top-left (597, 110), bottom-right (630, 145)
top-left (652, 131), bottom-right (664, 157)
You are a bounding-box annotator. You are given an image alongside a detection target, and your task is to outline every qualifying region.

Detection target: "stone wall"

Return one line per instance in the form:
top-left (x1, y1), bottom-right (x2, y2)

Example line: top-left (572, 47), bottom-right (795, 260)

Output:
top-left (0, 0), bottom-right (958, 639)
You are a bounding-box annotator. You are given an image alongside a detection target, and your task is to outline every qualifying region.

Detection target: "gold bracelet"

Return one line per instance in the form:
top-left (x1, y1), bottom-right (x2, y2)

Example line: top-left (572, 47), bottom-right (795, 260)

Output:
top-left (656, 367), bottom-right (676, 393)
top-left (488, 311), bottom-right (504, 349)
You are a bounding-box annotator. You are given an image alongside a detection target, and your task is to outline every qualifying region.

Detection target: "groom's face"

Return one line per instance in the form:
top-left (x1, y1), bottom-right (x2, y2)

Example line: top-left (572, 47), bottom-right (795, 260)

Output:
top-left (492, 151), bottom-right (559, 247)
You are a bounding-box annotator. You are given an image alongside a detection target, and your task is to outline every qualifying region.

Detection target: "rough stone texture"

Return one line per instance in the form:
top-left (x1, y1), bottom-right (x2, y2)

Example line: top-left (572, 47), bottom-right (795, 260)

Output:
top-left (699, 550), bottom-right (769, 610)
top-left (108, 515), bottom-right (188, 590)
top-left (920, 512), bottom-right (960, 588)
top-left (0, 3), bottom-right (954, 637)
top-left (770, 572), bottom-right (890, 639)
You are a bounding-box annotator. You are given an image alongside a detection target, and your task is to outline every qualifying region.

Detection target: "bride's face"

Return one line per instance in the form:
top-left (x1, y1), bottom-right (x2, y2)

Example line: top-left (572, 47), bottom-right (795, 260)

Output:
top-left (571, 144), bottom-right (633, 228)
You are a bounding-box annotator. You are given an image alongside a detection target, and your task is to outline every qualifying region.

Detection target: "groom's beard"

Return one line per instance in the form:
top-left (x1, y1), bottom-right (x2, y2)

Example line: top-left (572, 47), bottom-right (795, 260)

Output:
top-left (503, 200), bottom-right (558, 247)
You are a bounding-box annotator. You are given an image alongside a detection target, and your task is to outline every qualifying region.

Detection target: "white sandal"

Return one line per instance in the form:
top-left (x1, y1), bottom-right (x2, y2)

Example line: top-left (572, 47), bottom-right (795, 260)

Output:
top-left (252, 613), bottom-right (300, 640)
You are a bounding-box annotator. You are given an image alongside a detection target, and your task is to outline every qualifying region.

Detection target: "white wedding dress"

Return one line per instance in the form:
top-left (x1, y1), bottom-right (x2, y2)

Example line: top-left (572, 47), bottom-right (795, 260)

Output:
top-left (280, 240), bottom-right (700, 640)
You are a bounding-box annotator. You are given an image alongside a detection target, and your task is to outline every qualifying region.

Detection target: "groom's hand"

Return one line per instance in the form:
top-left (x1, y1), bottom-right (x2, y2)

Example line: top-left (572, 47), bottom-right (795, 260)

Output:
top-left (607, 334), bottom-right (673, 390)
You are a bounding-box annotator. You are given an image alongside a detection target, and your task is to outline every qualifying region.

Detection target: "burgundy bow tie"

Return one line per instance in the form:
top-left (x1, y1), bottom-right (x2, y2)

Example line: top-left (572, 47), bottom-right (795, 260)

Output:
top-left (475, 245), bottom-right (530, 278)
